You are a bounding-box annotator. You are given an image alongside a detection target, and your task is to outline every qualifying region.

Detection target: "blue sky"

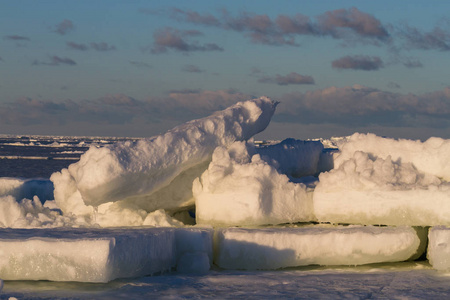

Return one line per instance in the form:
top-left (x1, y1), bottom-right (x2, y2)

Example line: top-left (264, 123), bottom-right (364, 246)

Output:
top-left (1, 0), bottom-right (450, 140)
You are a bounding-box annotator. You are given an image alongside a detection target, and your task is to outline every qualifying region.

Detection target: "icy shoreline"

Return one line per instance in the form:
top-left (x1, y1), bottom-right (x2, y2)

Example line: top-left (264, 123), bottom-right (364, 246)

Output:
top-left (2, 96), bottom-right (450, 296)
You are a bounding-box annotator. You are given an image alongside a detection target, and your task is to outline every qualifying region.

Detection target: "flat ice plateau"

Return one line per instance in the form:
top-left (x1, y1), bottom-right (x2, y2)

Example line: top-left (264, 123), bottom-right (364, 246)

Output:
top-left (3, 97), bottom-right (450, 297)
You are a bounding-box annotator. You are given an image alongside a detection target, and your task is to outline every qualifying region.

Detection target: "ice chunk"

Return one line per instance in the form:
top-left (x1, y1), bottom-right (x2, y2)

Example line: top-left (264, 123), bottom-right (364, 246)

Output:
top-left (175, 227), bottom-right (213, 273)
top-left (51, 97), bottom-right (277, 219)
top-left (314, 151), bottom-right (450, 226)
top-left (427, 226), bottom-right (450, 271)
top-left (0, 178), bottom-right (53, 202)
top-left (214, 225), bottom-right (424, 270)
top-left (0, 196), bottom-right (78, 228)
top-left (194, 141), bottom-right (318, 226)
top-left (335, 133), bottom-right (450, 180)
top-left (0, 227), bottom-right (175, 282)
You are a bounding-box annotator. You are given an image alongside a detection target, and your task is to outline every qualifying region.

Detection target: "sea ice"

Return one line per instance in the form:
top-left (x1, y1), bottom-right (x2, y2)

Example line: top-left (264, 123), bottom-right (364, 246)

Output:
top-left (194, 140), bottom-right (321, 226)
top-left (427, 226), bottom-right (450, 271)
top-left (0, 227), bottom-right (175, 282)
top-left (214, 225), bottom-right (426, 270)
top-left (51, 97), bottom-right (277, 224)
top-left (175, 227), bottom-right (213, 273)
top-left (314, 151), bottom-right (450, 226)
top-left (334, 133), bottom-right (450, 180)
top-left (0, 178), bottom-right (53, 202)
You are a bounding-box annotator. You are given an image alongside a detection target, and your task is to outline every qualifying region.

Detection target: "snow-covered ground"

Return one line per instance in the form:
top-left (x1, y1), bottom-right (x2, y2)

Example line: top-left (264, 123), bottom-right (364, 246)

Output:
top-left (2, 97), bottom-right (450, 298)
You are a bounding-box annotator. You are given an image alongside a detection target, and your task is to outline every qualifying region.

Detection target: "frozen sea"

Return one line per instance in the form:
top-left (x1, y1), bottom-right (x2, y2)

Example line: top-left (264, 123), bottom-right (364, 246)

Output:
top-left (2, 135), bottom-right (450, 299)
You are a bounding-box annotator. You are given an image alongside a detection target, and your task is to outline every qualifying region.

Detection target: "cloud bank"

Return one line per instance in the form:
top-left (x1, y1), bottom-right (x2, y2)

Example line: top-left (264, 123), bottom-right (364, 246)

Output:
top-left (2, 87), bottom-right (450, 139)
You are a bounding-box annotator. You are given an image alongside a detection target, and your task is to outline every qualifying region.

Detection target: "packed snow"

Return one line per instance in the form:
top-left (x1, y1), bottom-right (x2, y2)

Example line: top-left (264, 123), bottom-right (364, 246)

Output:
top-left (0, 227), bottom-right (175, 282)
top-left (3, 96), bottom-right (450, 297)
top-left (214, 225), bottom-right (426, 270)
top-left (194, 140), bottom-right (322, 226)
top-left (428, 226), bottom-right (450, 271)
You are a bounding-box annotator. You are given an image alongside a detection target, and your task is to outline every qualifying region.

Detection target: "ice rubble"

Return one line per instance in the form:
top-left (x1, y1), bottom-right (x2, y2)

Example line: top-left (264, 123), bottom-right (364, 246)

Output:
top-left (0, 228), bottom-right (176, 282)
top-left (194, 140), bottom-right (322, 226)
top-left (214, 226), bottom-right (426, 270)
top-left (4, 96), bottom-right (450, 279)
top-left (0, 178), bottom-right (53, 202)
top-left (334, 133), bottom-right (450, 180)
top-left (314, 134), bottom-right (450, 226)
top-left (51, 96), bottom-right (277, 225)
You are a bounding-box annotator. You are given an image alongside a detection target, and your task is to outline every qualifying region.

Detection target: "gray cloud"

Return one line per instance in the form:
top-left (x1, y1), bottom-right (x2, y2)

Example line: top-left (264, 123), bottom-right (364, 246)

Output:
top-left (33, 56), bottom-right (77, 66)
top-left (163, 7), bottom-right (389, 47)
top-left (4, 35), bottom-right (30, 41)
top-left (129, 61), bottom-right (152, 68)
top-left (3, 87), bottom-right (450, 138)
top-left (399, 24), bottom-right (450, 51)
top-left (258, 72), bottom-right (315, 85)
top-left (402, 58), bottom-right (423, 68)
top-left (332, 55), bottom-right (384, 71)
top-left (0, 90), bottom-right (251, 129)
top-left (67, 41), bottom-right (116, 51)
top-left (276, 85), bottom-right (450, 129)
top-left (150, 27), bottom-right (223, 54)
top-left (53, 19), bottom-right (74, 35)
top-left (316, 7), bottom-right (390, 41)
top-left (67, 42), bottom-right (89, 51)
top-left (90, 42), bottom-right (116, 51)
top-left (182, 64), bottom-right (204, 73)
top-left (170, 8), bottom-right (221, 26)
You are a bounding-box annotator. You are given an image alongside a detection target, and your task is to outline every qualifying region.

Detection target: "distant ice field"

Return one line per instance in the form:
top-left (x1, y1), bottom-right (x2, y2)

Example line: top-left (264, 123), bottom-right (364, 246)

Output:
top-left (0, 135), bottom-right (139, 178)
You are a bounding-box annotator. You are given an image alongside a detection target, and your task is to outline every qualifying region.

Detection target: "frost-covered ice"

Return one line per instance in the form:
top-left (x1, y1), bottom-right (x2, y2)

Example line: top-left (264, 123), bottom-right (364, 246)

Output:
top-left (51, 97), bottom-right (276, 225)
top-left (428, 226), bottom-right (450, 271)
top-left (0, 227), bottom-right (175, 282)
top-left (175, 227), bottom-right (213, 273)
top-left (314, 135), bottom-right (450, 226)
top-left (214, 226), bottom-right (426, 270)
top-left (194, 140), bottom-right (322, 226)
top-left (335, 133), bottom-right (450, 180)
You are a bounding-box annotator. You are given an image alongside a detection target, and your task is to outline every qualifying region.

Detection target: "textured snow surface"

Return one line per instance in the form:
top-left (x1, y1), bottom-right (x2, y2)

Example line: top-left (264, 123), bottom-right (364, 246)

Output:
top-left (0, 178), bottom-right (53, 202)
top-left (314, 150), bottom-right (450, 225)
top-left (428, 226), bottom-right (450, 271)
top-left (194, 140), bottom-right (321, 226)
top-left (335, 133), bottom-right (450, 180)
top-left (214, 225), bottom-right (425, 270)
top-left (0, 227), bottom-right (175, 282)
top-left (51, 97), bottom-right (276, 225)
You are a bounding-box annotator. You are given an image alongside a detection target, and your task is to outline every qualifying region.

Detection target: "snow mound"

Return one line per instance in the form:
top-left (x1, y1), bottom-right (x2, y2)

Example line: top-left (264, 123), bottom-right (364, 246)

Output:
top-left (0, 227), bottom-right (175, 282)
top-left (194, 140), bottom-right (322, 226)
top-left (314, 147), bottom-right (450, 226)
top-left (51, 97), bottom-right (277, 225)
top-left (214, 226), bottom-right (426, 270)
top-left (335, 133), bottom-right (450, 180)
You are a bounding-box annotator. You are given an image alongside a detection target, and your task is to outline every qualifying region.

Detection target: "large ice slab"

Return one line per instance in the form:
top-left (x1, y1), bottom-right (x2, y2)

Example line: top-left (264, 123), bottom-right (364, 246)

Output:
top-left (0, 227), bottom-right (175, 282)
top-left (335, 133), bottom-right (450, 180)
top-left (194, 140), bottom-right (320, 226)
top-left (214, 226), bottom-right (425, 270)
top-left (51, 97), bottom-right (277, 223)
top-left (175, 227), bottom-right (213, 273)
top-left (314, 151), bottom-right (450, 226)
top-left (428, 226), bottom-right (450, 271)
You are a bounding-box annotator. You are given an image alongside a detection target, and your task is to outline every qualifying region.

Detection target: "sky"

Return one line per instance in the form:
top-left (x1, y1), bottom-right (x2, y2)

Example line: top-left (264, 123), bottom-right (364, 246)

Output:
top-left (1, 0), bottom-right (450, 140)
